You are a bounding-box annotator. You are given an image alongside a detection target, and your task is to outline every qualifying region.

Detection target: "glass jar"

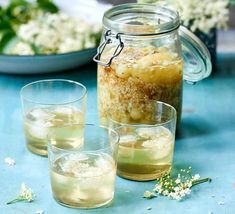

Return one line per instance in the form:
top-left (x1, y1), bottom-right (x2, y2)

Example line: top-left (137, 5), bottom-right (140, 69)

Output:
top-left (94, 3), bottom-right (212, 125)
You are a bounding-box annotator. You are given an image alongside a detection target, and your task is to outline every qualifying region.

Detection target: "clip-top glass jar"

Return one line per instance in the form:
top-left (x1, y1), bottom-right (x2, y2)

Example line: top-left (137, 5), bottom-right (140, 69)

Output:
top-left (94, 3), bottom-right (212, 126)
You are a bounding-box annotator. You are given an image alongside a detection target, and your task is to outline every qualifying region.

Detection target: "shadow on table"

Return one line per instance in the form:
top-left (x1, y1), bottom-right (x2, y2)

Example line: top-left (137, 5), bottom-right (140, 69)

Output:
top-left (176, 117), bottom-right (214, 140)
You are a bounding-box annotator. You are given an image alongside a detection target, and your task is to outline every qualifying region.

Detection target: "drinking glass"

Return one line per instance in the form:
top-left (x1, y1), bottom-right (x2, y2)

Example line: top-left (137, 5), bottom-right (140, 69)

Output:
top-left (47, 124), bottom-right (119, 209)
top-left (109, 101), bottom-right (176, 181)
top-left (20, 79), bottom-right (87, 156)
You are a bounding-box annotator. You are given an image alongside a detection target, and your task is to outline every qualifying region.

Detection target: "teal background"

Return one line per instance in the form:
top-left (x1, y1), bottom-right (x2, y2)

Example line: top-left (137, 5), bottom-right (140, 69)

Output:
top-left (0, 54), bottom-right (235, 213)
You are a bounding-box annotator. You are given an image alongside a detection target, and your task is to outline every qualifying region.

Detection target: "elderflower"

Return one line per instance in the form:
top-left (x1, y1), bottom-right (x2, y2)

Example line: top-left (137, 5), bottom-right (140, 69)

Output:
top-left (143, 190), bottom-right (157, 199)
top-left (11, 12), bottom-right (101, 55)
top-left (144, 167), bottom-right (212, 201)
top-left (192, 174), bottom-right (200, 181)
top-left (35, 210), bottom-right (44, 214)
top-left (169, 0), bottom-right (230, 33)
top-left (175, 178), bottom-right (181, 184)
top-left (4, 157), bottom-right (16, 166)
top-left (6, 183), bottom-right (35, 205)
top-left (138, 0), bottom-right (230, 33)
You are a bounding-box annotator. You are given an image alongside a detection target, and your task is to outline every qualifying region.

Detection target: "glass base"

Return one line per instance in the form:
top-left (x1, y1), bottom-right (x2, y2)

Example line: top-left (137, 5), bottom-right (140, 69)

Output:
top-left (53, 195), bottom-right (113, 209)
top-left (117, 167), bottom-right (171, 181)
top-left (27, 143), bottom-right (48, 157)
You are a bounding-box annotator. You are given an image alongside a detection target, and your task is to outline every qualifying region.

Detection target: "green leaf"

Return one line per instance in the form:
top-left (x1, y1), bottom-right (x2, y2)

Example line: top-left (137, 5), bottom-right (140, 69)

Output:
top-left (1, 36), bottom-right (19, 54)
top-left (90, 31), bottom-right (102, 47)
top-left (31, 43), bottom-right (41, 54)
top-left (2, 0), bottom-right (32, 24)
top-left (9, 0), bottom-right (29, 5)
top-left (36, 0), bottom-right (59, 13)
top-left (0, 30), bottom-right (16, 53)
top-left (0, 21), bottom-right (13, 31)
top-left (5, 0), bottom-right (30, 15)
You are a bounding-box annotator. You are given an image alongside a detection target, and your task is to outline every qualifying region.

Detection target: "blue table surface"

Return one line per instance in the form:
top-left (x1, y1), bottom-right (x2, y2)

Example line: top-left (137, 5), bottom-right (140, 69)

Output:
top-left (0, 54), bottom-right (235, 214)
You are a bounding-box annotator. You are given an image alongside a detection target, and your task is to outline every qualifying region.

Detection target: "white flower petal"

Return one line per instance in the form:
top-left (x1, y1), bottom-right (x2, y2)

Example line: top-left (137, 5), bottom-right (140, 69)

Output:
top-left (4, 157), bottom-right (16, 166)
top-left (35, 210), bottom-right (44, 214)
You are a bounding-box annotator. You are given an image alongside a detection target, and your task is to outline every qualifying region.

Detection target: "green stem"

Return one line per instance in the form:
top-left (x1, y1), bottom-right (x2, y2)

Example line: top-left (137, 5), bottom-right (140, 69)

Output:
top-left (6, 197), bottom-right (24, 205)
top-left (192, 177), bottom-right (212, 187)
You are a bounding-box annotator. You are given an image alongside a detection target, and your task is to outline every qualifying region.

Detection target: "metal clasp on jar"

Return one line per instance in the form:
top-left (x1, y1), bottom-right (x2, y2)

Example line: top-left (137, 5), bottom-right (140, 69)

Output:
top-left (93, 30), bottom-right (124, 67)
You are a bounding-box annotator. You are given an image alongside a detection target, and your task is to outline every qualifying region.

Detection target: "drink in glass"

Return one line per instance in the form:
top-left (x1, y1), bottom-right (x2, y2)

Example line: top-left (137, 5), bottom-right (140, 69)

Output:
top-left (21, 79), bottom-right (87, 156)
top-left (48, 124), bottom-right (119, 208)
top-left (109, 101), bottom-right (176, 181)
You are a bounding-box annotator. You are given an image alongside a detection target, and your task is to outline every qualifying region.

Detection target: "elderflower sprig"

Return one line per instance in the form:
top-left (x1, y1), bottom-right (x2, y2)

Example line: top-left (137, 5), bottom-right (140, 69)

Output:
top-left (6, 183), bottom-right (35, 205)
top-left (144, 167), bottom-right (212, 201)
top-left (138, 0), bottom-right (230, 33)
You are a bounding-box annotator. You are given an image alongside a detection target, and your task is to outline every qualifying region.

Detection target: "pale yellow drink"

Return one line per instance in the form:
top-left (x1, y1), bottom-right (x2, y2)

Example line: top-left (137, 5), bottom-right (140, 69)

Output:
top-left (50, 153), bottom-right (116, 208)
top-left (116, 126), bottom-right (174, 181)
top-left (24, 107), bottom-right (84, 156)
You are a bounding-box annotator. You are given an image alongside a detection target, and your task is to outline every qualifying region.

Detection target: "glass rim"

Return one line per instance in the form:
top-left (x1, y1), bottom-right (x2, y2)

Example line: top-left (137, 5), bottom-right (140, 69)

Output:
top-left (108, 100), bottom-right (177, 127)
top-left (47, 123), bottom-right (120, 153)
top-left (20, 79), bottom-right (87, 105)
top-left (103, 3), bottom-right (180, 36)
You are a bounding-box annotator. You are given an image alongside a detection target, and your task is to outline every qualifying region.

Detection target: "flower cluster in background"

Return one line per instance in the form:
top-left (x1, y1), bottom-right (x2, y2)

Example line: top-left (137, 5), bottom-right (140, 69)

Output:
top-left (138, 0), bottom-right (231, 33)
top-left (11, 12), bottom-right (100, 55)
top-left (169, 0), bottom-right (229, 33)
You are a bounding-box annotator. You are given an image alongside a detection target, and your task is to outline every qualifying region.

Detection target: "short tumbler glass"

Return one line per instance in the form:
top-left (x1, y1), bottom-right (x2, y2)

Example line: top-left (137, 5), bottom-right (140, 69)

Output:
top-left (20, 79), bottom-right (87, 156)
top-left (109, 101), bottom-right (177, 181)
top-left (48, 124), bottom-right (119, 209)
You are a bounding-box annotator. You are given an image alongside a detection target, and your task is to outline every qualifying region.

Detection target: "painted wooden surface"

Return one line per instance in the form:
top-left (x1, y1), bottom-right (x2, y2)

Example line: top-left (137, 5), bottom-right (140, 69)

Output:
top-left (0, 53), bottom-right (234, 214)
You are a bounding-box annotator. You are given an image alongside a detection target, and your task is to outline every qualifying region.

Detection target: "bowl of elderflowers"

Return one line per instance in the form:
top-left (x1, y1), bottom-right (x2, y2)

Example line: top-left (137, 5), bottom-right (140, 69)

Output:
top-left (138, 0), bottom-right (235, 67)
top-left (0, 0), bottom-right (106, 74)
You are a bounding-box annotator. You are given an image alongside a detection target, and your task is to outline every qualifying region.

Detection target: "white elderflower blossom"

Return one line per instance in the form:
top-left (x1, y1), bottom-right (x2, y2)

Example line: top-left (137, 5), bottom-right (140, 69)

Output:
top-left (172, 0), bottom-right (229, 33)
top-left (59, 37), bottom-right (83, 53)
top-left (192, 174), bottom-right (200, 181)
top-left (144, 167), bottom-right (212, 201)
top-left (139, 0), bottom-right (230, 33)
top-left (12, 12), bottom-right (101, 55)
top-left (11, 42), bottom-right (34, 55)
top-left (153, 184), bottom-right (163, 193)
top-left (35, 210), bottom-right (44, 214)
top-left (175, 178), bottom-right (181, 184)
top-left (143, 190), bottom-right (157, 199)
top-left (162, 190), bottom-right (169, 196)
top-left (6, 183), bottom-right (35, 205)
top-left (4, 157), bottom-right (16, 166)
top-left (20, 183), bottom-right (35, 202)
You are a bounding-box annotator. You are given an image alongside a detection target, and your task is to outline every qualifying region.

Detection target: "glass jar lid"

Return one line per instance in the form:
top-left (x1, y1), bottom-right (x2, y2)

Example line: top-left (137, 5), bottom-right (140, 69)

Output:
top-left (103, 3), bottom-right (180, 36)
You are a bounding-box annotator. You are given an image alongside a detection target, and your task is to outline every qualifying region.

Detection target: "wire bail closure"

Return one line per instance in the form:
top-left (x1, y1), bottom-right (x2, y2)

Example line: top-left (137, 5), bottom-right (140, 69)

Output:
top-left (93, 30), bottom-right (124, 67)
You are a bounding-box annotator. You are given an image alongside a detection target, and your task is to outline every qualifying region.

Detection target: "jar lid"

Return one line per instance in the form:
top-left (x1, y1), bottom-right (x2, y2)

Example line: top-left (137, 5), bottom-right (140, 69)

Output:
top-left (103, 3), bottom-right (180, 36)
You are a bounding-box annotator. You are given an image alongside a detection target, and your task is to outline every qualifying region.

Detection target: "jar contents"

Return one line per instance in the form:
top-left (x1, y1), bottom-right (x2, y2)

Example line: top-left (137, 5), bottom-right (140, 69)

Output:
top-left (24, 107), bottom-right (84, 156)
top-left (50, 153), bottom-right (116, 208)
top-left (116, 126), bottom-right (174, 181)
top-left (98, 47), bottom-right (183, 125)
